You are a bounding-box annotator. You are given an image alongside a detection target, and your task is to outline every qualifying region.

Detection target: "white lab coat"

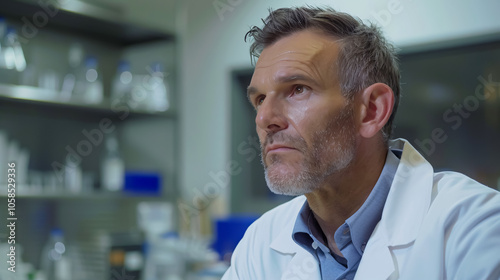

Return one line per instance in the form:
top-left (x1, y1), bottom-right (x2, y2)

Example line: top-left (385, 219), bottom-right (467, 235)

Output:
top-left (222, 138), bottom-right (500, 280)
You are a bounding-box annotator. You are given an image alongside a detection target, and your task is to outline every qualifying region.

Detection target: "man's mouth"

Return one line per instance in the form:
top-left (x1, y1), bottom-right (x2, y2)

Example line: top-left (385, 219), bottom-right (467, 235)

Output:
top-left (265, 144), bottom-right (296, 155)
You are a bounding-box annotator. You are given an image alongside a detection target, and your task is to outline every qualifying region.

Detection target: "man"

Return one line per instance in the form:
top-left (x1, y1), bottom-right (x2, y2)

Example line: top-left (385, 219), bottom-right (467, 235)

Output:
top-left (222, 6), bottom-right (500, 280)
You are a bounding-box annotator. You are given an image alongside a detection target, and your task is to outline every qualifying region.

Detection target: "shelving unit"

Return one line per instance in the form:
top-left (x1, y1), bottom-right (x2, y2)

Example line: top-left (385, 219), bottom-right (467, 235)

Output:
top-left (0, 1), bottom-right (179, 278)
top-left (0, 83), bottom-right (177, 117)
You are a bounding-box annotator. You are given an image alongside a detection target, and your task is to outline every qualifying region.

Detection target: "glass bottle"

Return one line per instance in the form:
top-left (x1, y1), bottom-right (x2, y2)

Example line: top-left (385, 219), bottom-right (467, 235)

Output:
top-left (74, 56), bottom-right (103, 104)
top-left (2, 27), bottom-right (26, 72)
top-left (111, 60), bottom-right (133, 102)
top-left (39, 229), bottom-right (72, 280)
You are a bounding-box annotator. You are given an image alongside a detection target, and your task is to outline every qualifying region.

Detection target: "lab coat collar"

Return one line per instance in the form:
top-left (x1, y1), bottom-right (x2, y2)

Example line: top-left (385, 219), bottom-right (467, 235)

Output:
top-left (382, 138), bottom-right (434, 246)
top-left (354, 138), bottom-right (434, 279)
top-left (279, 249), bottom-right (322, 280)
top-left (270, 196), bottom-right (306, 254)
top-left (269, 205), bottom-right (322, 280)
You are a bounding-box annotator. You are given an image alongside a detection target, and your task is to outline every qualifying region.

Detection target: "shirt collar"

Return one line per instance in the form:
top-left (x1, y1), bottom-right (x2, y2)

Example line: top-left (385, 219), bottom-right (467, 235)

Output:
top-left (292, 202), bottom-right (321, 246)
top-left (292, 149), bottom-right (401, 255)
top-left (343, 149), bottom-right (400, 254)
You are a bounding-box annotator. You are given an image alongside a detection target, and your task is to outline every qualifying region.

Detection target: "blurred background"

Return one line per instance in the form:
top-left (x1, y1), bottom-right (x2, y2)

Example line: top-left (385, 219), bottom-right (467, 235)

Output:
top-left (0, 0), bottom-right (499, 279)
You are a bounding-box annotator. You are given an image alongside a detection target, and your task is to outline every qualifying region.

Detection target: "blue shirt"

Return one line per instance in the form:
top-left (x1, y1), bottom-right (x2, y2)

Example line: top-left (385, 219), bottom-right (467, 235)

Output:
top-left (292, 149), bottom-right (401, 280)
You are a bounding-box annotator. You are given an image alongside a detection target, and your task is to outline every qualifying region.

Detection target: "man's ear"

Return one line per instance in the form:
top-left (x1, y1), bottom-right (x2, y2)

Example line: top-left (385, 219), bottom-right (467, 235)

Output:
top-left (357, 83), bottom-right (394, 139)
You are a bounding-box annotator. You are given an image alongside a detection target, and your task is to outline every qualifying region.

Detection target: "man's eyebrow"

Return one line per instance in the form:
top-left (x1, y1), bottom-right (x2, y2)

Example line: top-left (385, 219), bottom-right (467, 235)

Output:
top-left (247, 86), bottom-right (259, 102)
top-left (275, 74), bottom-right (318, 87)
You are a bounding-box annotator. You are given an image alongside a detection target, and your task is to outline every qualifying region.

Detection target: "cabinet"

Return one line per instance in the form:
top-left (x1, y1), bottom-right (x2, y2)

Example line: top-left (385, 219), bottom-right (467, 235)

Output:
top-left (0, 0), bottom-right (178, 278)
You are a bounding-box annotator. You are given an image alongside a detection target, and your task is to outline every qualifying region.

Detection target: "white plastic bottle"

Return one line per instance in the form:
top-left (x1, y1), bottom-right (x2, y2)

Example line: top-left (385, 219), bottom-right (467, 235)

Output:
top-left (147, 62), bottom-right (170, 112)
top-left (64, 157), bottom-right (82, 194)
top-left (101, 135), bottom-right (125, 192)
top-left (39, 229), bottom-right (72, 280)
top-left (111, 60), bottom-right (133, 102)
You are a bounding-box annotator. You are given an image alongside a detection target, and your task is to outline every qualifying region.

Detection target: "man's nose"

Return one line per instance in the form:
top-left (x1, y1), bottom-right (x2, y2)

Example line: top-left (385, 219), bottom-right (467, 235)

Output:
top-left (255, 95), bottom-right (288, 134)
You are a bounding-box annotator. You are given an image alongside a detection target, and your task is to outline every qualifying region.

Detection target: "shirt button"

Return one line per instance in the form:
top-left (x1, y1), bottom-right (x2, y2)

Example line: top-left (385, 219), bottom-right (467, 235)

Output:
top-left (312, 241), bottom-right (319, 250)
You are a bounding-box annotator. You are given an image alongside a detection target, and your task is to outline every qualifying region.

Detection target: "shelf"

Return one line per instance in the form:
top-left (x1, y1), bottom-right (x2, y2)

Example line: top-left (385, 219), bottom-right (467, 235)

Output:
top-left (0, 0), bottom-right (174, 46)
top-left (0, 83), bottom-right (176, 118)
top-left (0, 187), bottom-right (164, 200)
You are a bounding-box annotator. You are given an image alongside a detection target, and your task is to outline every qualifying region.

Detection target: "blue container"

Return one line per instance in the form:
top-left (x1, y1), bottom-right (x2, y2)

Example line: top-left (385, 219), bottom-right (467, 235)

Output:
top-left (211, 215), bottom-right (259, 260)
top-left (123, 171), bottom-right (161, 195)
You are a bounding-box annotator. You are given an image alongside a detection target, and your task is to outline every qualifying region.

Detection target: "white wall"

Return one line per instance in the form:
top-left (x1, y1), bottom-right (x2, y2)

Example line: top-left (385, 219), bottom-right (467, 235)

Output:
top-left (176, 0), bottom-right (500, 216)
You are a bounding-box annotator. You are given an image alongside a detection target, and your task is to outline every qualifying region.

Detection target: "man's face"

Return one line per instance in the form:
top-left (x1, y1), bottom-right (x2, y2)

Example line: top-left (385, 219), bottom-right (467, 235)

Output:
top-left (247, 29), bottom-right (357, 196)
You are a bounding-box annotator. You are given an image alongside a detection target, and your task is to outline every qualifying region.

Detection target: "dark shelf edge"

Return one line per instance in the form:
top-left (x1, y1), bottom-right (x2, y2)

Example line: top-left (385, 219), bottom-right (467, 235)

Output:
top-left (0, 0), bottom-right (175, 46)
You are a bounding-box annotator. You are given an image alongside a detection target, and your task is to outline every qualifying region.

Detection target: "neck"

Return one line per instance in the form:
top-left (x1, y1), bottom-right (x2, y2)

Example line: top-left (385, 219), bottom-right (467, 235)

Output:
top-left (304, 139), bottom-right (388, 254)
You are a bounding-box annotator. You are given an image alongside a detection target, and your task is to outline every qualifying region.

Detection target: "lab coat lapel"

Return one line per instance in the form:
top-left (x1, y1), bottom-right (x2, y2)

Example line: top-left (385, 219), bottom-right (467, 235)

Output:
top-left (353, 224), bottom-right (396, 280)
top-left (355, 139), bottom-right (434, 279)
top-left (279, 249), bottom-right (321, 280)
top-left (270, 207), bottom-right (321, 280)
top-left (383, 138), bottom-right (434, 245)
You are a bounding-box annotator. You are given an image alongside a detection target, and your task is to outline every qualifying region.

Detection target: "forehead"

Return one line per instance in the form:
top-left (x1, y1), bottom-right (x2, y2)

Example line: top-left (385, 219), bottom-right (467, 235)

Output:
top-left (255, 29), bottom-right (340, 72)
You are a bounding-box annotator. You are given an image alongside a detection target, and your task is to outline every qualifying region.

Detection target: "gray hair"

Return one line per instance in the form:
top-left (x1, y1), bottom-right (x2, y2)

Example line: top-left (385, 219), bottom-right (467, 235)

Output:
top-left (245, 6), bottom-right (401, 139)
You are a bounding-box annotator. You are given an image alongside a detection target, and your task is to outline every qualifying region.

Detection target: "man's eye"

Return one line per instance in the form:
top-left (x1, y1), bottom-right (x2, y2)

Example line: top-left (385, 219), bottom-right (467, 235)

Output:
top-left (293, 85), bottom-right (307, 95)
top-left (255, 96), bottom-right (265, 107)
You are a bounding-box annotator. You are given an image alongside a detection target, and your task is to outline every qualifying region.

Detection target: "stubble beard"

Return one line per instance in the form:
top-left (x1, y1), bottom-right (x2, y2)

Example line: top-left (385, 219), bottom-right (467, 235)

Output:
top-left (261, 104), bottom-right (356, 196)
